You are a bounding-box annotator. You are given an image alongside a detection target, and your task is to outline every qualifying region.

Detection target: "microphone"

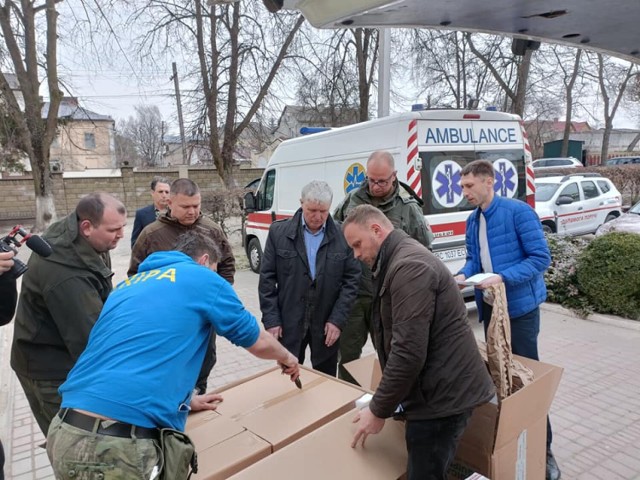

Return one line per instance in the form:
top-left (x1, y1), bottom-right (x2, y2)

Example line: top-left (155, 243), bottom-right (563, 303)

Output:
top-left (0, 225), bottom-right (54, 278)
top-left (25, 234), bottom-right (53, 257)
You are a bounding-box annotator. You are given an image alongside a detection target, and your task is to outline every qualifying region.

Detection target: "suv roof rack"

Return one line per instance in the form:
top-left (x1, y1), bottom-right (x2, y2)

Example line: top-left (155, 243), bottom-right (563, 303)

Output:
top-left (560, 172), bottom-right (602, 181)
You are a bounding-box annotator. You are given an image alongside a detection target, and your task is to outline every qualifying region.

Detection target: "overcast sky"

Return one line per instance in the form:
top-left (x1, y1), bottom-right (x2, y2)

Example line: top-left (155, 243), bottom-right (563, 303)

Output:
top-left (50, 9), bottom-right (638, 134)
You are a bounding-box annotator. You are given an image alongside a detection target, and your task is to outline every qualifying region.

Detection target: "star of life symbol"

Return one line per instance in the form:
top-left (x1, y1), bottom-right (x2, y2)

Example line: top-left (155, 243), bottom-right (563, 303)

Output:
top-left (344, 163), bottom-right (366, 194)
top-left (493, 159), bottom-right (517, 198)
top-left (433, 160), bottom-right (463, 208)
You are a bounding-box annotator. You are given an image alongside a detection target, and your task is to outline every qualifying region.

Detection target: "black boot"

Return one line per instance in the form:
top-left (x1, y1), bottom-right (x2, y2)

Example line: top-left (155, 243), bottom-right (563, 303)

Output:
top-left (546, 448), bottom-right (561, 480)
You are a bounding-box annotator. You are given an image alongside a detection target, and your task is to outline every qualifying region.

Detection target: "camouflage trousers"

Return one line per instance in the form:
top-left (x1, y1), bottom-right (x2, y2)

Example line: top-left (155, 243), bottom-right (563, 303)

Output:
top-left (47, 414), bottom-right (162, 480)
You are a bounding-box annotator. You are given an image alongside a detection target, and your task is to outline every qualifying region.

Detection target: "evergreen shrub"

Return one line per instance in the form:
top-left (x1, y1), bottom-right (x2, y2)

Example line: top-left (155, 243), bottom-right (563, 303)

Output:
top-left (576, 232), bottom-right (640, 320)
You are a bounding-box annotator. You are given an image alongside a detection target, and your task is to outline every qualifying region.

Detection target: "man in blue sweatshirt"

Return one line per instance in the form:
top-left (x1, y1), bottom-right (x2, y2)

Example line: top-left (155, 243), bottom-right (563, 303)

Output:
top-left (46, 231), bottom-right (300, 480)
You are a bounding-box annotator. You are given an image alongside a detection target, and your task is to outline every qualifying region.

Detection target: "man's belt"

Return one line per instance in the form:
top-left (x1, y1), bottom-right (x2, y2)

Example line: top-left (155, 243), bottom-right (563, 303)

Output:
top-left (58, 409), bottom-right (160, 440)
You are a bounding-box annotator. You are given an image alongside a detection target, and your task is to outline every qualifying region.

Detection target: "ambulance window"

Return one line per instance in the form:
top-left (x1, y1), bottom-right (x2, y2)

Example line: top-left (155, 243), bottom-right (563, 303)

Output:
top-left (559, 183), bottom-right (580, 202)
top-left (419, 149), bottom-right (526, 215)
top-left (476, 149), bottom-right (526, 202)
top-left (597, 180), bottom-right (610, 193)
top-left (581, 181), bottom-right (599, 199)
top-left (419, 151), bottom-right (476, 215)
top-left (258, 170), bottom-right (276, 210)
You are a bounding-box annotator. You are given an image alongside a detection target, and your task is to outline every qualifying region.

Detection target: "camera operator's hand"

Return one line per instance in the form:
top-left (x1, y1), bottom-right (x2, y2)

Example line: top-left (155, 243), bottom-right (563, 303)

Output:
top-left (0, 251), bottom-right (15, 275)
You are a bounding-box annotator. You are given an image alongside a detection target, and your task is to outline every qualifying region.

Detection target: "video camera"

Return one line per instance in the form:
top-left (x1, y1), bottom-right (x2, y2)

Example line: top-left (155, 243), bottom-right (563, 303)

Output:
top-left (0, 225), bottom-right (53, 279)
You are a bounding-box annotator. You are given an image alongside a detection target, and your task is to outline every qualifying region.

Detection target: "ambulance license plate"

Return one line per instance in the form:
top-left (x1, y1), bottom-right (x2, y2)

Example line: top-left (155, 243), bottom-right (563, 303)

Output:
top-left (434, 247), bottom-right (467, 262)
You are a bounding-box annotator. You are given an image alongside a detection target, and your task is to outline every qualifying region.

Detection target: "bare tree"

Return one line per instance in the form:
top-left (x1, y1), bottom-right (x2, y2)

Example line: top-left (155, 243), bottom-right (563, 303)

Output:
top-left (293, 26), bottom-right (377, 124)
top-left (114, 120), bottom-right (141, 166)
top-left (466, 33), bottom-right (533, 117)
top-left (121, 105), bottom-right (164, 166)
top-left (406, 30), bottom-right (478, 109)
top-left (0, 0), bottom-right (63, 230)
top-left (130, 1), bottom-right (304, 188)
top-left (588, 53), bottom-right (639, 162)
top-left (353, 28), bottom-right (378, 121)
top-left (557, 48), bottom-right (583, 157)
top-left (624, 75), bottom-right (640, 151)
top-left (0, 99), bottom-right (25, 172)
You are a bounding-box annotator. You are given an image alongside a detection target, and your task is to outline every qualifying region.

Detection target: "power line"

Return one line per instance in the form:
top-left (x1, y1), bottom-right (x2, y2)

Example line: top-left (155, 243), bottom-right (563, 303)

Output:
top-left (89, 0), bottom-right (144, 83)
top-left (77, 92), bottom-right (175, 99)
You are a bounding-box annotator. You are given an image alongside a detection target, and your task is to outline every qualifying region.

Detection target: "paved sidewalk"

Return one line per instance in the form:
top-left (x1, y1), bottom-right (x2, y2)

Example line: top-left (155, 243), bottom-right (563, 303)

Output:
top-left (1, 222), bottom-right (640, 479)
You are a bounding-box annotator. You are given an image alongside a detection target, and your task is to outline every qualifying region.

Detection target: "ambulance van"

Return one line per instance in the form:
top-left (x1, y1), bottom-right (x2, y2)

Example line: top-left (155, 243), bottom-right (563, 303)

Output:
top-left (243, 108), bottom-right (535, 274)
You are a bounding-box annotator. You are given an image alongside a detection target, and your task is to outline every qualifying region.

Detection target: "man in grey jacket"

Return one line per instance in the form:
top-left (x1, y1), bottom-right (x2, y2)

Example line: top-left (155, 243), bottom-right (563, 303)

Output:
top-left (343, 205), bottom-right (494, 480)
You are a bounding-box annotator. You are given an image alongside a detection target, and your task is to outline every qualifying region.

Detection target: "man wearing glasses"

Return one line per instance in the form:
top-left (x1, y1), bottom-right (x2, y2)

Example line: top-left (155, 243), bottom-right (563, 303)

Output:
top-left (334, 150), bottom-right (434, 383)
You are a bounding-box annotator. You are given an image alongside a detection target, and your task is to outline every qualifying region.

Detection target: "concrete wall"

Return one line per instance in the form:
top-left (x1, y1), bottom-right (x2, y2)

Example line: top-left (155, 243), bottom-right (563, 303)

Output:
top-left (0, 166), bottom-right (264, 222)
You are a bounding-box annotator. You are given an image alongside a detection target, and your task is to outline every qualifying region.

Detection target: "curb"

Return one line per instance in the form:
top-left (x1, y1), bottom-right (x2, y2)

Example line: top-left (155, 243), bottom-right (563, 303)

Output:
top-left (541, 302), bottom-right (640, 331)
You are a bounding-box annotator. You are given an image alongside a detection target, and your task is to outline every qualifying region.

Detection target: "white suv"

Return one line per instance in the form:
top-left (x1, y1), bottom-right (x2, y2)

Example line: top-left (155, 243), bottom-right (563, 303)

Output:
top-left (532, 157), bottom-right (584, 170)
top-left (534, 173), bottom-right (622, 235)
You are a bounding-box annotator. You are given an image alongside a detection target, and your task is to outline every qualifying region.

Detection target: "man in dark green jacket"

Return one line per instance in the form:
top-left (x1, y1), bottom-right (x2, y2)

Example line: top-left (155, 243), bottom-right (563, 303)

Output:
top-left (11, 193), bottom-right (127, 435)
top-left (333, 150), bottom-right (434, 383)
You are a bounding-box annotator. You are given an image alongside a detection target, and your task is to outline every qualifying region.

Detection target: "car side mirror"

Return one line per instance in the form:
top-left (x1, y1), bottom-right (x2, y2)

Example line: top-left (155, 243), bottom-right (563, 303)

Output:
top-left (556, 195), bottom-right (574, 205)
top-left (244, 191), bottom-right (257, 213)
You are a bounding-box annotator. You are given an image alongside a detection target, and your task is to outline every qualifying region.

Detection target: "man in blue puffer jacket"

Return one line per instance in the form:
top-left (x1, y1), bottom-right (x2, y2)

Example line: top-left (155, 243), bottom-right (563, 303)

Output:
top-left (455, 160), bottom-right (560, 480)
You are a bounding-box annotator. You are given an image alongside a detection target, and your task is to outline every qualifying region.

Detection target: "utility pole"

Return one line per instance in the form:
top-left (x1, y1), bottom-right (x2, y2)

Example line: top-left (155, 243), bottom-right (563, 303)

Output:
top-left (160, 121), bottom-right (165, 167)
top-left (171, 62), bottom-right (188, 164)
top-left (377, 28), bottom-right (391, 118)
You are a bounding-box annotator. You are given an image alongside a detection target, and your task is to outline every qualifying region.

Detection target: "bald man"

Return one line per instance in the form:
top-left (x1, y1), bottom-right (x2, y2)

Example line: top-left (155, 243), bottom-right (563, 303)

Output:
top-left (334, 150), bottom-right (434, 383)
top-left (11, 193), bottom-right (127, 435)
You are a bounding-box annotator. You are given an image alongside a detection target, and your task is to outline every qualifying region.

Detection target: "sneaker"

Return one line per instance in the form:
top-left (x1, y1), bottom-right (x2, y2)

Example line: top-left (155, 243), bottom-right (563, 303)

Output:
top-left (546, 449), bottom-right (561, 480)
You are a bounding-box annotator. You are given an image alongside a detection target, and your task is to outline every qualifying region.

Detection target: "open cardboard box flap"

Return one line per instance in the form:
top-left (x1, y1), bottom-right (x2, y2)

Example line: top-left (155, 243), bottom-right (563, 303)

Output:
top-left (345, 353), bottom-right (563, 480)
top-left (493, 356), bottom-right (563, 449)
top-left (344, 354), bottom-right (383, 391)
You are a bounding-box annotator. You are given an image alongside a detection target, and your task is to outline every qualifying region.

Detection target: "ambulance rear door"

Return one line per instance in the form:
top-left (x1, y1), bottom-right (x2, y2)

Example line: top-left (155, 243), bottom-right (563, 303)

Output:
top-left (417, 118), bottom-right (526, 274)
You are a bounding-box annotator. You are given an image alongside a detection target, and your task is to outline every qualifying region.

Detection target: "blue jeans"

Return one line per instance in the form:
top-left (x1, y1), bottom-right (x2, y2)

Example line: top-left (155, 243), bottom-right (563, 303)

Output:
top-left (405, 409), bottom-right (473, 480)
top-left (482, 304), bottom-right (552, 448)
top-left (482, 303), bottom-right (540, 360)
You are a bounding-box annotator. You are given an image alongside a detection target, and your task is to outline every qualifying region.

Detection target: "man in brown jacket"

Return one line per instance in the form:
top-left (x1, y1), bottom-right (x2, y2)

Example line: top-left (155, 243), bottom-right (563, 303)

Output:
top-left (128, 178), bottom-right (235, 394)
top-left (343, 205), bottom-right (494, 480)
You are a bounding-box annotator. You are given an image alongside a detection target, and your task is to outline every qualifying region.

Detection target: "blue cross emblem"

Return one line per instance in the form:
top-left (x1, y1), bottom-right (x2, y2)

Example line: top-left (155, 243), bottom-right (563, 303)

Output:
top-left (493, 160), bottom-right (517, 197)
top-left (434, 161), bottom-right (462, 207)
top-left (344, 164), bottom-right (366, 194)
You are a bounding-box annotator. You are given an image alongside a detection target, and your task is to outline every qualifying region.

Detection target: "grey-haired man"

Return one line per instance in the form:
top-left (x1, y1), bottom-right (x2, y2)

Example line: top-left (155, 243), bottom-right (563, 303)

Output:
top-left (259, 180), bottom-right (361, 376)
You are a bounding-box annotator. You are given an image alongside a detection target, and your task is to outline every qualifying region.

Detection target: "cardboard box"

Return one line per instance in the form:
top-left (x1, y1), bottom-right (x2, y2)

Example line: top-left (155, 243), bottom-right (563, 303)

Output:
top-left (213, 366), bottom-right (365, 451)
top-left (456, 355), bottom-right (563, 479)
top-left (228, 408), bottom-right (408, 479)
top-left (187, 414), bottom-right (271, 480)
top-left (345, 354), bottom-right (563, 480)
top-left (186, 366), bottom-right (366, 479)
top-left (185, 409), bottom-right (219, 430)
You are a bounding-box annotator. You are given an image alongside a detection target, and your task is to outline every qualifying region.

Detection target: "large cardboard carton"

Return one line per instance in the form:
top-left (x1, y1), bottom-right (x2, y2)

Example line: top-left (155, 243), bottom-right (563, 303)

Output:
top-left (345, 354), bottom-right (563, 480)
top-left (185, 409), bottom-right (219, 430)
top-left (456, 355), bottom-right (563, 479)
top-left (228, 408), bottom-right (408, 479)
top-left (187, 414), bottom-right (271, 480)
top-left (213, 366), bottom-right (364, 451)
top-left (186, 366), bottom-right (366, 479)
